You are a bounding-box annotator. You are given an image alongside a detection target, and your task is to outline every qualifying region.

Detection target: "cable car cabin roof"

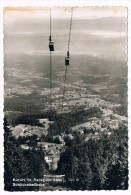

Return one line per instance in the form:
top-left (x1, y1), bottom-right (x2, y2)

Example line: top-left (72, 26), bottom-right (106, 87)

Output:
top-left (65, 56), bottom-right (70, 60)
top-left (49, 41), bottom-right (54, 45)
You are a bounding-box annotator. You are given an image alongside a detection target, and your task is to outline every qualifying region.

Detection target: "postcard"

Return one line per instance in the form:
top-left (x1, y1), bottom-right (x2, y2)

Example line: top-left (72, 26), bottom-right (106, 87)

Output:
top-left (0, 0), bottom-right (130, 194)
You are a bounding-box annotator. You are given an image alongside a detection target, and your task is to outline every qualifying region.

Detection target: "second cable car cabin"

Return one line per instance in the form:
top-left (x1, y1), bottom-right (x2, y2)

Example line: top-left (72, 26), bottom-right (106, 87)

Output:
top-left (65, 51), bottom-right (70, 66)
top-left (65, 56), bottom-right (70, 66)
top-left (49, 36), bottom-right (55, 51)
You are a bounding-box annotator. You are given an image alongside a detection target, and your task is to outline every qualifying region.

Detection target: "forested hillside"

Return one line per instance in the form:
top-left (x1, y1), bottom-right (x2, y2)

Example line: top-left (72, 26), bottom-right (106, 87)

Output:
top-left (4, 117), bottom-right (46, 191)
top-left (57, 125), bottom-right (128, 190)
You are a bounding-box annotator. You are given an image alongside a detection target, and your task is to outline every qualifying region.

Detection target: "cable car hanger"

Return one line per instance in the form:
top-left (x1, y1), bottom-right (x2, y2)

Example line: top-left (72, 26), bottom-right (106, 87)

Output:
top-left (62, 8), bottom-right (73, 109)
top-left (49, 7), bottom-right (55, 120)
top-left (49, 8), bottom-right (55, 51)
top-left (65, 8), bottom-right (73, 66)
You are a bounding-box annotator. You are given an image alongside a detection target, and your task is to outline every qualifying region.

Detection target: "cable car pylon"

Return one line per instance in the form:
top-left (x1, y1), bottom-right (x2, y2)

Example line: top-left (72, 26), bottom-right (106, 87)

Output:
top-left (62, 8), bottom-right (73, 109)
top-left (49, 8), bottom-right (55, 119)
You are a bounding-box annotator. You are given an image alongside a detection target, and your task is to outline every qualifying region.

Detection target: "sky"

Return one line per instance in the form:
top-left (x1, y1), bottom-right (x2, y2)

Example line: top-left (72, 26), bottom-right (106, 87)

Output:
top-left (4, 7), bottom-right (127, 61)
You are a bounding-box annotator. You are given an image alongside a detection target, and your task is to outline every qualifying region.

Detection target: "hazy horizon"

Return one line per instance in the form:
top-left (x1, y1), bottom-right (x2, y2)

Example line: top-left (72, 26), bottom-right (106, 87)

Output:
top-left (4, 7), bottom-right (127, 62)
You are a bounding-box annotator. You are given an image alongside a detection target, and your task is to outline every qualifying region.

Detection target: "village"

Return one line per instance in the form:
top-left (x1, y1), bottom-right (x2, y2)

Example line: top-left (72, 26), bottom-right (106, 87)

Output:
top-left (10, 102), bottom-right (127, 173)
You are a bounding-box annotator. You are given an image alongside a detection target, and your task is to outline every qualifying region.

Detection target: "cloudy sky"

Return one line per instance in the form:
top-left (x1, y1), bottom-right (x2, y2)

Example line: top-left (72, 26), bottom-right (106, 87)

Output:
top-left (4, 7), bottom-right (127, 61)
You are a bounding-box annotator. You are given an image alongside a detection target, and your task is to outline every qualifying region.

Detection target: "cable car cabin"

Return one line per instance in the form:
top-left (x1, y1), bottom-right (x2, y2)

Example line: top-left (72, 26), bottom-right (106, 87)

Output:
top-left (49, 41), bottom-right (54, 51)
top-left (65, 56), bottom-right (70, 66)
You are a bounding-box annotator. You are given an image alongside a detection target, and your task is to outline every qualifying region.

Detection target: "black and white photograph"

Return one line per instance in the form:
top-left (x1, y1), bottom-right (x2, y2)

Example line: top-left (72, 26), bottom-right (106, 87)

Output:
top-left (1, 2), bottom-right (130, 193)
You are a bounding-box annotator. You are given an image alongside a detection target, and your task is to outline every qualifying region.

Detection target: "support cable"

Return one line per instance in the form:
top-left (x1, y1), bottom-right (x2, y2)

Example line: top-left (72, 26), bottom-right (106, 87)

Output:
top-left (50, 50), bottom-right (52, 118)
top-left (62, 8), bottom-right (73, 108)
top-left (68, 8), bottom-right (73, 52)
top-left (49, 7), bottom-right (53, 119)
top-left (61, 66), bottom-right (67, 109)
top-left (50, 8), bottom-right (51, 37)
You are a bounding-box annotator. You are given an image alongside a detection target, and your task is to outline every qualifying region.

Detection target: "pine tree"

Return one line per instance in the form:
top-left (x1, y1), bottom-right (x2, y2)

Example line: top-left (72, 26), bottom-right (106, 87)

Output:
top-left (76, 160), bottom-right (92, 190)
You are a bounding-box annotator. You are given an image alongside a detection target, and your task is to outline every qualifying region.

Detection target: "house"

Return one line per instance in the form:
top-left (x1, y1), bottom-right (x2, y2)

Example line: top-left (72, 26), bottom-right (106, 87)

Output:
top-left (20, 144), bottom-right (31, 150)
top-left (11, 124), bottom-right (25, 138)
top-left (45, 149), bottom-right (55, 164)
top-left (38, 142), bottom-right (57, 151)
top-left (53, 135), bottom-right (65, 145)
top-left (53, 135), bottom-right (61, 140)
top-left (37, 142), bottom-right (64, 154)
top-left (88, 117), bottom-right (99, 123)
top-left (78, 130), bottom-right (84, 135)
top-left (66, 134), bottom-right (74, 140)
top-left (107, 120), bottom-right (119, 129)
top-left (37, 141), bottom-right (65, 170)
top-left (45, 148), bottom-right (60, 170)
top-left (38, 118), bottom-right (54, 129)
top-left (39, 118), bottom-right (49, 124)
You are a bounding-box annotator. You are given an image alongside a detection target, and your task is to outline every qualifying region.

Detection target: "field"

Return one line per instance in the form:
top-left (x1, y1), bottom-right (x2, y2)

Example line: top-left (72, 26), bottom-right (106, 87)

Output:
top-left (4, 53), bottom-right (127, 121)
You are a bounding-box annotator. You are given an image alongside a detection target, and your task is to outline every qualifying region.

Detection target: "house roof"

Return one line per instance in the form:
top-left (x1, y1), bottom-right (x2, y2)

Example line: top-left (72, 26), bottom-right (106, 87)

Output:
top-left (47, 149), bottom-right (55, 155)
top-left (21, 144), bottom-right (30, 150)
top-left (38, 142), bottom-right (57, 146)
top-left (53, 135), bottom-right (60, 138)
